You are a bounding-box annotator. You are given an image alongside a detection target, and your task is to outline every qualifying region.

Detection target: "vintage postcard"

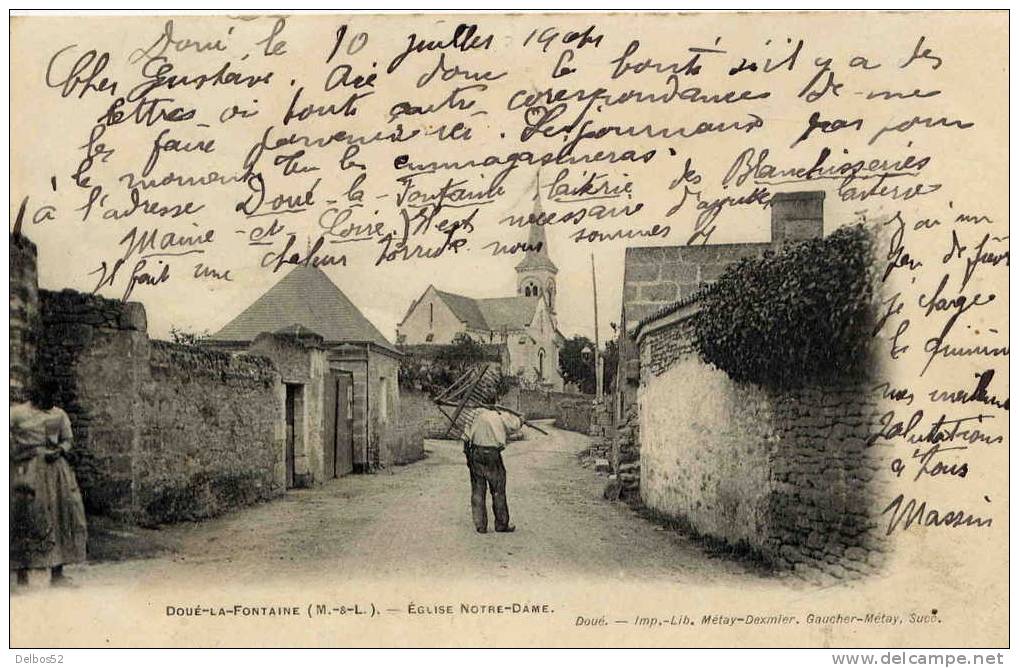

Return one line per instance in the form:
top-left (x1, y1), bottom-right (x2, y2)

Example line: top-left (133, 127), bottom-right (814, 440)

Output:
top-left (8, 10), bottom-right (1009, 649)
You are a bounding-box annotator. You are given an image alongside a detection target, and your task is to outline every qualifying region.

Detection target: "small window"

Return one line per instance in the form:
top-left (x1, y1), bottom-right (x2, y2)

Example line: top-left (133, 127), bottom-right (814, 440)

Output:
top-left (429, 303), bottom-right (434, 328)
top-left (426, 333), bottom-right (434, 342)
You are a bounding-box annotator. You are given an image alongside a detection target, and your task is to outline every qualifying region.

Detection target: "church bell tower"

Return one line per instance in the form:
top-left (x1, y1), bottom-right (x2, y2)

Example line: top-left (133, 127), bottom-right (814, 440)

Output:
top-left (515, 175), bottom-right (558, 314)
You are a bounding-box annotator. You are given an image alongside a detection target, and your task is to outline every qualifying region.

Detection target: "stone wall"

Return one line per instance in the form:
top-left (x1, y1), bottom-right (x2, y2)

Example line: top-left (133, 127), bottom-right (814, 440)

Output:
top-left (555, 399), bottom-right (592, 433)
top-left (506, 386), bottom-right (590, 420)
top-left (35, 289), bottom-right (149, 516)
top-left (10, 234), bottom-right (39, 403)
top-left (395, 383), bottom-right (592, 443)
top-left (370, 350), bottom-right (416, 468)
top-left (587, 400), bottom-right (612, 460)
top-left (612, 191), bottom-right (828, 495)
top-left (379, 384), bottom-right (428, 466)
top-left (613, 404), bottom-right (641, 501)
top-left (401, 387), bottom-right (457, 439)
top-left (35, 288), bottom-right (286, 525)
top-left (636, 307), bottom-right (888, 581)
top-left (137, 342), bottom-right (283, 524)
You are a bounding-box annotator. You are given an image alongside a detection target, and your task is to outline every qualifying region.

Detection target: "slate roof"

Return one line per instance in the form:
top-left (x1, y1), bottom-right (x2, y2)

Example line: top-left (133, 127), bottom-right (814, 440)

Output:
top-left (476, 296), bottom-right (540, 331)
top-left (434, 289), bottom-right (489, 330)
top-left (210, 266), bottom-right (398, 353)
top-left (434, 290), bottom-right (539, 332)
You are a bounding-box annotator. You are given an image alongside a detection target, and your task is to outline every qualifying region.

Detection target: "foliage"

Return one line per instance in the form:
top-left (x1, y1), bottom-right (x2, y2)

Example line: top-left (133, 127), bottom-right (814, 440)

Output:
top-left (692, 224), bottom-right (876, 388)
top-left (436, 333), bottom-right (489, 376)
top-left (141, 471), bottom-right (271, 526)
top-left (169, 326), bottom-right (210, 346)
top-left (399, 332), bottom-right (512, 401)
top-left (559, 335), bottom-right (618, 395)
top-left (559, 335), bottom-right (595, 392)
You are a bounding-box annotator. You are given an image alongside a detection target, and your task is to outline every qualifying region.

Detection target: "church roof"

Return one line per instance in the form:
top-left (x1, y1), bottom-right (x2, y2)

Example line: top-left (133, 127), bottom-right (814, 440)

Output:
top-left (477, 297), bottom-right (540, 331)
top-left (209, 266), bottom-right (398, 353)
top-left (434, 289), bottom-right (489, 330)
top-left (434, 289), bottom-right (540, 332)
top-left (515, 187), bottom-right (558, 274)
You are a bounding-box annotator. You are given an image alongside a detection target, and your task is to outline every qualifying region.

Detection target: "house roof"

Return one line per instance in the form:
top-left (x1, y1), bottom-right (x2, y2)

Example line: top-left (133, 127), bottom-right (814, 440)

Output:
top-left (209, 266), bottom-right (398, 353)
top-left (434, 289), bottom-right (540, 332)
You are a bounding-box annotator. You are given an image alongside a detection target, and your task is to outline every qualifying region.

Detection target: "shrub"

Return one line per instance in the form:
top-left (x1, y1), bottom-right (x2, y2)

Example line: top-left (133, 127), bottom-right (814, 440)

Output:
top-left (692, 224), bottom-right (876, 388)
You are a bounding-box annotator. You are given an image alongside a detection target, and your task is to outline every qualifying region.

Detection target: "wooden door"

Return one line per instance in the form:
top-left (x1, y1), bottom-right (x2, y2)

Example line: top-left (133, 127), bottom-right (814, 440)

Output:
top-left (285, 384), bottom-right (297, 488)
top-left (323, 374), bottom-right (337, 479)
top-left (334, 374), bottom-right (354, 476)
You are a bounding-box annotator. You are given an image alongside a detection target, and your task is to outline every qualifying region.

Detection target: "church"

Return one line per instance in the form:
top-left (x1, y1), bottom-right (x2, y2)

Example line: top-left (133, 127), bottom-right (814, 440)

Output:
top-left (396, 193), bottom-right (566, 391)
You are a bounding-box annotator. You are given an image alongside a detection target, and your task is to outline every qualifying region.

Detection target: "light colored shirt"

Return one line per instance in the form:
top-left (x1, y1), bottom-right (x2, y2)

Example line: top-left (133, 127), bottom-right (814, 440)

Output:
top-left (463, 409), bottom-right (523, 450)
top-left (10, 402), bottom-right (72, 459)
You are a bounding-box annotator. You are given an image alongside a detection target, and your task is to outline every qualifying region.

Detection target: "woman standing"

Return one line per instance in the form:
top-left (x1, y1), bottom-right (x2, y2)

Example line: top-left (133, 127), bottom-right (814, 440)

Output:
top-left (10, 380), bottom-right (87, 586)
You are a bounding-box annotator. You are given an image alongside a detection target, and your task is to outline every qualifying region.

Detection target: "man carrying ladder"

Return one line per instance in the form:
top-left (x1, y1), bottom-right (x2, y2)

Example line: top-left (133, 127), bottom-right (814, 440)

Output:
top-left (460, 406), bottom-right (523, 534)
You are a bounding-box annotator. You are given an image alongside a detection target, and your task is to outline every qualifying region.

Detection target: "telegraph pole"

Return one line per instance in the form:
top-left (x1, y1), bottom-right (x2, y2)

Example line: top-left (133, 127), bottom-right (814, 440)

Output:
top-left (591, 253), bottom-right (603, 401)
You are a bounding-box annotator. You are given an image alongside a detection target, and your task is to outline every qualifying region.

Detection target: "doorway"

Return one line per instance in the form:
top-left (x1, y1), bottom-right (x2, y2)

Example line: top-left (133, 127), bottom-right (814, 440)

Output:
top-left (324, 372), bottom-right (354, 478)
top-left (284, 383), bottom-right (302, 489)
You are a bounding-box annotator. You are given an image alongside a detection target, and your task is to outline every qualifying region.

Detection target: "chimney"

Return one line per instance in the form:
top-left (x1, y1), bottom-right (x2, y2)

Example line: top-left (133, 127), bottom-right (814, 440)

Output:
top-left (770, 191), bottom-right (824, 247)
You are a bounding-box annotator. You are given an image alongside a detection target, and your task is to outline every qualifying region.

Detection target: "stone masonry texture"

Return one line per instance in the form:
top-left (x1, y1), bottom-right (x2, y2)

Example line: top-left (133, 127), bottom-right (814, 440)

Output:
top-left (34, 288), bottom-right (285, 525)
top-left (10, 234), bottom-right (39, 403)
top-left (637, 310), bottom-right (888, 581)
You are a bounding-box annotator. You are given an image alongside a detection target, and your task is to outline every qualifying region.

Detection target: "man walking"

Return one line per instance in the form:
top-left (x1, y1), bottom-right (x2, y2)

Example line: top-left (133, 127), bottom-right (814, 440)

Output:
top-left (461, 407), bottom-right (523, 534)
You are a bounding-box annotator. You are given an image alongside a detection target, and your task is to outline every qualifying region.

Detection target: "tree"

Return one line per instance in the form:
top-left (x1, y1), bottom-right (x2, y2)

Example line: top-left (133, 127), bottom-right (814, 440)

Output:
top-left (559, 335), bottom-right (596, 394)
top-left (399, 333), bottom-right (512, 402)
top-left (560, 335), bottom-right (620, 395)
top-left (436, 332), bottom-right (488, 376)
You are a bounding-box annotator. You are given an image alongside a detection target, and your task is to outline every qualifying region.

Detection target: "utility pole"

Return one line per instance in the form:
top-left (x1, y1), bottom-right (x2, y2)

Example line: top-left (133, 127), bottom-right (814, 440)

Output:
top-left (591, 253), bottom-right (602, 401)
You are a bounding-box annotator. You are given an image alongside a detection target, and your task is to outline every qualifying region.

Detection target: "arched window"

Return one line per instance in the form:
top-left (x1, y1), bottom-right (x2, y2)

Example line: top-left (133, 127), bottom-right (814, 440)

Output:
top-left (546, 280), bottom-right (555, 309)
top-left (538, 348), bottom-right (546, 380)
top-left (429, 303), bottom-right (434, 328)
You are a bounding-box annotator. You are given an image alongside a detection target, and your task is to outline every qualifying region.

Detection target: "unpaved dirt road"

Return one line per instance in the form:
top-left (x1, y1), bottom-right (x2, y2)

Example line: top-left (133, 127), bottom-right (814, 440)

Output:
top-left (66, 424), bottom-right (765, 588)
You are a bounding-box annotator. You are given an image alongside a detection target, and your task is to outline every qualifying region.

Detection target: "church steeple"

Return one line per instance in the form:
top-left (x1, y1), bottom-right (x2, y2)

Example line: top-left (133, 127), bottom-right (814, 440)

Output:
top-left (516, 171), bottom-right (558, 313)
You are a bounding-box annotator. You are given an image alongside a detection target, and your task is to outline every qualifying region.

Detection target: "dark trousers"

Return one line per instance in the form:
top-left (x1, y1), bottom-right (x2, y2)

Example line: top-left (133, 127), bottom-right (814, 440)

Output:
top-left (465, 446), bottom-right (510, 531)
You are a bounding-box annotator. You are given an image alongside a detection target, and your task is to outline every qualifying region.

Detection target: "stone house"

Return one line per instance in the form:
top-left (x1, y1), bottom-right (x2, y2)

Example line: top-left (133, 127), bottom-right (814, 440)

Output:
top-left (396, 195), bottom-right (566, 390)
top-left (206, 265), bottom-right (415, 477)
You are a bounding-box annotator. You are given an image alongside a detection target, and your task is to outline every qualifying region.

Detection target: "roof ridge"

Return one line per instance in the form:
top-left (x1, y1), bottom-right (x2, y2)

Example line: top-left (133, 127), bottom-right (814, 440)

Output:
top-left (210, 265), bottom-right (397, 352)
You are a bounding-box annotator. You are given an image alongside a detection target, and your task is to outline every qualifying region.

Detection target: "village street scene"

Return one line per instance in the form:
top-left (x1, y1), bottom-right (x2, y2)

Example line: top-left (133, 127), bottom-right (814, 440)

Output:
top-left (9, 11), bottom-right (1010, 652)
top-left (66, 429), bottom-right (762, 588)
top-left (11, 183), bottom-right (888, 594)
